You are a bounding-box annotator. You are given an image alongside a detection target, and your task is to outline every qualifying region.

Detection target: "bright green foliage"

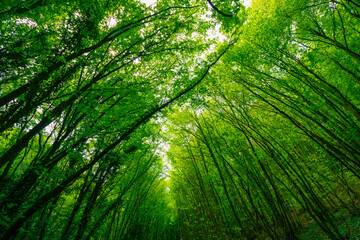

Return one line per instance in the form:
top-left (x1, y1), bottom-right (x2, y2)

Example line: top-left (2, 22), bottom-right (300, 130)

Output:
top-left (1, 0), bottom-right (360, 239)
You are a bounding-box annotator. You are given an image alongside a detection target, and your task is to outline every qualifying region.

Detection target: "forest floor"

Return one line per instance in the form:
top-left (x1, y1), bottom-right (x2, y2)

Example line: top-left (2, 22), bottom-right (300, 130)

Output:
top-left (297, 212), bottom-right (360, 239)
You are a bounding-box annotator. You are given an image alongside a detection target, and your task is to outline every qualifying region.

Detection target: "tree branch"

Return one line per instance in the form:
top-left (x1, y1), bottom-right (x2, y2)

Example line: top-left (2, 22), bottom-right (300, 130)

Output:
top-left (207, 0), bottom-right (232, 17)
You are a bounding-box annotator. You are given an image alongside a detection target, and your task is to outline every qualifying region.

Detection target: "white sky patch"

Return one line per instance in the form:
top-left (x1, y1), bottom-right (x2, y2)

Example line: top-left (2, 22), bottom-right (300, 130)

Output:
top-left (243, 0), bottom-right (252, 7)
top-left (153, 137), bottom-right (171, 180)
top-left (16, 18), bottom-right (38, 28)
top-left (140, 0), bottom-right (157, 7)
top-left (107, 16), bottom-right (118, 28)
top-left (207, 24), bottom-right (226, 41)
top-left (198, 24), bottom-right (225, 60)
top-left (109, 49), bottom-right (117, 56)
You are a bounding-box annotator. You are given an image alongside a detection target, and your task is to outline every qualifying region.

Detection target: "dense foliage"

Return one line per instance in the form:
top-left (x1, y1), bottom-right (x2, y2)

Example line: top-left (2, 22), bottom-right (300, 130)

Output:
top-left (0, 0), bottom-right (359, 239)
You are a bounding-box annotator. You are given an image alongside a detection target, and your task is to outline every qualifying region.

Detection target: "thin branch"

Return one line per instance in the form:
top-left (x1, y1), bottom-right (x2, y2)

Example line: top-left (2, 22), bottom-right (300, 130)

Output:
top-left (207, 0), bottom-right (232, 17)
